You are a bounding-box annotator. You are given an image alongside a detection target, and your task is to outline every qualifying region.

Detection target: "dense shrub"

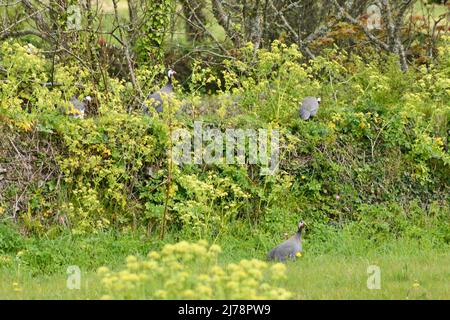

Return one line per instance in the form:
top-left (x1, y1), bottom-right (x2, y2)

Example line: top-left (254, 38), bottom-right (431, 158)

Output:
top-left (0, 40), bottom-right (448, 244)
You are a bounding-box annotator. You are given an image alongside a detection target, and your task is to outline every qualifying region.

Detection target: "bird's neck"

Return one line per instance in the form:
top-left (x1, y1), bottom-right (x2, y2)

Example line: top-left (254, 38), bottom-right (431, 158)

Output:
top-left (295, 230), bottom-right (303, 240)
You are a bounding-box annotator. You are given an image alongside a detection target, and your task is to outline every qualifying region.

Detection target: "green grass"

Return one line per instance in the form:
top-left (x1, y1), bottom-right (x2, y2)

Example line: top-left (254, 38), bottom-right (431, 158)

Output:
top-left (1, 249), bottom-right (448, 299)
top-left (1, 227), bottom-right (449, 299)
top-left (282, 250), bottom-right (450, 299)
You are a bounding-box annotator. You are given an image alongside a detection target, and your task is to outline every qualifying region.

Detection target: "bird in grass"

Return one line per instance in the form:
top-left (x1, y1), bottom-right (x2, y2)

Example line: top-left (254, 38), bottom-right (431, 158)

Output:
top-left (144, 69), bottom-right (176, 114)
top-left (268, 220), bottom-right (306, 262)
top-left (299, 97), bottom-right (321, 120)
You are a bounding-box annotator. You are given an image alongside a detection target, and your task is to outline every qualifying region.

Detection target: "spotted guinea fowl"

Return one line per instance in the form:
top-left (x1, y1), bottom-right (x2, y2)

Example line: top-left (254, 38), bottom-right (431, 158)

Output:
top-left (68, 95), bottom-right (91, 119)
top-left (299, 97), bottom-right (321, 120)
top-left (143, 69), bottom-right (176, 114)
top-left (268, 220), bottom-right (305, 262)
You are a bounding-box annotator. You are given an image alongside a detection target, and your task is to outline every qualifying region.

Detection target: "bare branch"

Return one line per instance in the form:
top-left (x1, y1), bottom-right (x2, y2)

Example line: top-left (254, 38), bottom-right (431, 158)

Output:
top-left (0, 29), bottom-right (46, 41)
top-left (332, 0), bottom-right (390, 51)
top-left (211, 0), bottom-right (241, 46)
top-left (268, 0), bottom-right (315, 59)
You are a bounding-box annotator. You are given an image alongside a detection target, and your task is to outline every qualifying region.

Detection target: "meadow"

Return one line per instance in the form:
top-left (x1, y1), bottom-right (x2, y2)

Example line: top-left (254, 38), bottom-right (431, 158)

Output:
top-left (1, 223), bottom-right (449, 299)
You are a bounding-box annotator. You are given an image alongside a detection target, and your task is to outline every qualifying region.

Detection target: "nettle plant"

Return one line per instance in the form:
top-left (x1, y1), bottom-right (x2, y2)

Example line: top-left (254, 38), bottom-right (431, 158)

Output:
top-left (98, 241), bottom-right (291, 300)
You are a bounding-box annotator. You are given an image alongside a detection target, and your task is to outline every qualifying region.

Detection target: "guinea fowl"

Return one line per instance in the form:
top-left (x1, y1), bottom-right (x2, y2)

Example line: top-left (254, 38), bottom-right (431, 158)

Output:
top-left (268, 220), bottom-right (305, 262)
top-left (68, 95), bottom-right (91, 119)
top-left (144, 69), bottom-right (176, 114)
top-left (299, 97), bottom-right (321, 120)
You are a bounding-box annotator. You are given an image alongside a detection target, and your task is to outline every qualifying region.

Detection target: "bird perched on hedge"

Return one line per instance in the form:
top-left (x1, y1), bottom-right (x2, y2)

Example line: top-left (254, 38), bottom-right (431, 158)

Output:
top-left (68, 95), bottom-right (91, 119)
top-left (143, 69), bottom-right (176, 114)
top-left (299, 97), bottom-right (321, 120)
top-left (267, 220), bottom-right (306, 262)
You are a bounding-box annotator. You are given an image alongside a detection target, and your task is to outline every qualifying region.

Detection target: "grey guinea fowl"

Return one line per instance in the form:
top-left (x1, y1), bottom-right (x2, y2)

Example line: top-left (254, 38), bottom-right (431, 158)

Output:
top-left (144, 69), bottom-right (176, 114)
top-left (268, 220), bottom-right (305, 262)
top-left (69, 95), bottom-right (91, 119)
top-left (299, 96), bottom-right (321, 120)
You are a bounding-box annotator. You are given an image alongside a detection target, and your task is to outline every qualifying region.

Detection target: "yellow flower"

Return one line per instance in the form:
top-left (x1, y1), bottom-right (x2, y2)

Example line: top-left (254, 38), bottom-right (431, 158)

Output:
top-left (97, 266), bottom-right (109, 275)
top-left (154, 290), bottom-right (167, 299)
top-left (142, 261), bottom-right (158, 270)
top-left (198, 274), bottom-right (210, 282)
top-left (295, 252), bottom-right (302, 258)
top-left (197, 285), bottom-right (213, 296)
top-left (209, 244), bottom-right (222, 254)
top-left (226, 281), bottom-right (239, 290)
top-left (147, 251), bottom-right (160, 260)
top-left (183, 290), bottom-right (195, 299)
top-left (0, 256), bottom-right (12, 264)
top-left (413, 282), bottom-right (420, 288)
top-left (197, 239), bottom-right (209, 247)
top-left (125, 255), bottom-right (137, 264)
top-left (138, 273), bottom-right (149, 281)
top-left (121, 273), bottom-right (139, 282)
top-left (271, 263), bottom-right (287, 276)
top-left (211, 266), bottom-right (225, 276)
top-left (127, 262), bottom-right (139, 271)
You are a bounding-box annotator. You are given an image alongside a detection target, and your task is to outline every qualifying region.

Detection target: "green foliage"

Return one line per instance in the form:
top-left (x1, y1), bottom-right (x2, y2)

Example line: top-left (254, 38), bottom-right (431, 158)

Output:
top-left (135, 0), bottom-right (173, 64)
top-left (0, 40), bottom-right (448, 245)
top-left (55, 113), bottom-right (160, 234)
top-left (0, 225), bottom-right (158, 275)
top-left (0, 223), bottom-right (24, 254)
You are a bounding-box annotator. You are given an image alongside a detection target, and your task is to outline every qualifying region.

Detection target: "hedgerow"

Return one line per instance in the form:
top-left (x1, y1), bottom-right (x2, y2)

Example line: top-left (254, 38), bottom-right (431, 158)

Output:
top-left (0, 39), bottom-right (448, 243)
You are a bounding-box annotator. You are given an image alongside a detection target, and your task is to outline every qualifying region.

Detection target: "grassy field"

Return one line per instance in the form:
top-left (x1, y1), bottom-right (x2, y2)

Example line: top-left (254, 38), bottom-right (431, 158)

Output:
top-left (0, 231), bottom-right (449, 299)
top-left (283, 251), bottom-right (450, 299)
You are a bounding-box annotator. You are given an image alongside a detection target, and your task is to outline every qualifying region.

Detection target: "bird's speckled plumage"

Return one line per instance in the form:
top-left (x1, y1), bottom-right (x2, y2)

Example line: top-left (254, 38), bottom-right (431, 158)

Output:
top-left (69, 95), bottom-right (91, 119)
top-left (299, 97), bottom-right (321, 120)
top-left (268, 221), bottom-right (305, 262)
top-left (144, 69), bottom-right (176, 114)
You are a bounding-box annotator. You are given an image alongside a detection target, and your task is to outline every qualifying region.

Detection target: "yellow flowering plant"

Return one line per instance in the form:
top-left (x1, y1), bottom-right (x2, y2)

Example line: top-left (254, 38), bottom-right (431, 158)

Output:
top-left (98, 241), bottom-right (292, 300)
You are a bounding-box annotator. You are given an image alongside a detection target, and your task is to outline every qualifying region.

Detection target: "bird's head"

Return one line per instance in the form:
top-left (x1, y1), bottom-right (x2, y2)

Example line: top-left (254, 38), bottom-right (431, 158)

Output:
top-left (167, 68), bottom-right (177, 80)
top-left (298, 220), bottom-right (306, 231)
top-left (317, 97), bottom-right (321, 104)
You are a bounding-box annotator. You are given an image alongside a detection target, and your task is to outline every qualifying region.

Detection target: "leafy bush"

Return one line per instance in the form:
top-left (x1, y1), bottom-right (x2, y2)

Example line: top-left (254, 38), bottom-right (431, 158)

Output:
top-left (0, 40), bottom-right (448, 244)
top-left (0, 223), bottom-right (24, 253)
